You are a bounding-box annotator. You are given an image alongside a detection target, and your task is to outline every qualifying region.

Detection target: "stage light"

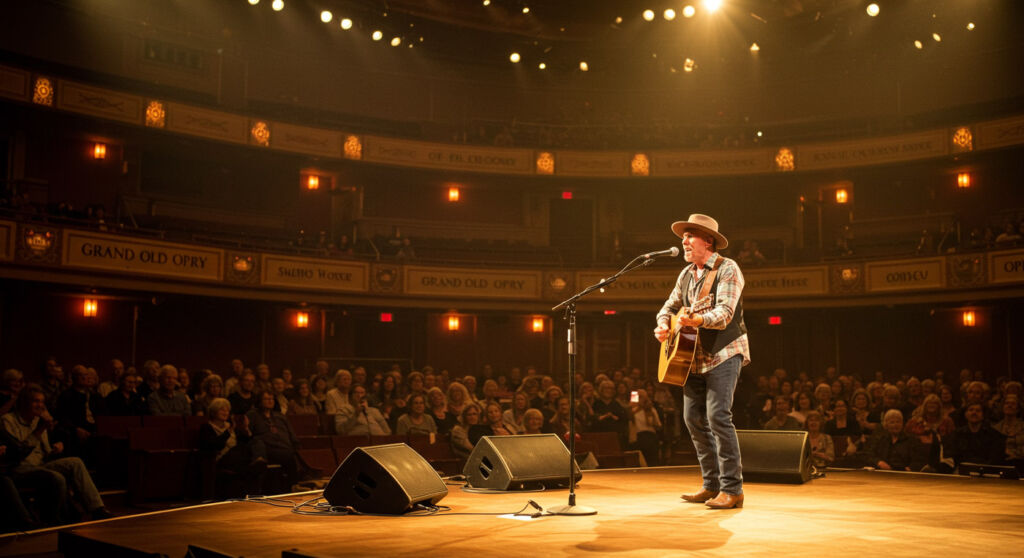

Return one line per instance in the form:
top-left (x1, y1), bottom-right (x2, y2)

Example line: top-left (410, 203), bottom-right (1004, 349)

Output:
top-left (340, 18), bottom-right (353, 30)
top-left (835, 188), bottom-right (849, 204)
top-left (664, 9), bottom-right (676, 20)
top-left (966, 22), bottom-right (975, 30)
top-left (447, 315), bottom-right (460, 331)
top-left (538, 62), bottom-right (546, 70)
top-left (643, 9), bottom-right (655, 21)
top-left (682, 5), bottom-right (696, 18)
top-left (914, 40), bottom-right (923, 49)
top-left (702, 0), bottom-right (722, 13)
top-left (295, 312), bottom-right (309, 328)
top-left (932, 32), bottom-right (941, 42)
top-left (390, 36), bottom-right (401, 46)
top-left (83, 299), bottom-right (98, 318)
top-left (320, 10), bottom-right (333, 23)
top-left (866, 3), bottom-right (879, 17)
top-left (510, 52), bottom-right (521, 63)
top-left (615, 16), bottom-right (623, 24)
top-left (372, 30), bottom-right (383, 41)
top-left (962, 310), bottom-right (976, 327)
top-left (531, 317), bottom-right (545, 333)
top-left (247, 0), bottom-right (259, 5)
top-left (271, 0), bottom-right (283, 12)
top-left (579, 61), bottom-right (589, 71)
top-left (448, 186), bottom-right (460, 202)
top-left (522, 6), bottom-right (530, 14)
top-left (683, 58), bottom-right (696, 72)
top-left (957, 172), bottom-right (971, 189)
top-left (750, 42), bottom-right (760, 52)
top-left (756, 130), bottom-right (763, 137)
top-left (483, 0), bottom-right (490, 5)
top-left (92, 142), bottom-right (107, 160)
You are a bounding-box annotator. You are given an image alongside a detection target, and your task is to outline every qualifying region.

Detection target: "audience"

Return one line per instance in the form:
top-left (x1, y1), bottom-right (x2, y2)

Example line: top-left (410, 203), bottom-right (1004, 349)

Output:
top-left (395, 394), bottom-right (437, 435)
top-left (148, 365), bottom-right (191, 416)
top-left (198, 398), bottom-right (266, 497)
top-left (247, 391), bottom-right (302, 489)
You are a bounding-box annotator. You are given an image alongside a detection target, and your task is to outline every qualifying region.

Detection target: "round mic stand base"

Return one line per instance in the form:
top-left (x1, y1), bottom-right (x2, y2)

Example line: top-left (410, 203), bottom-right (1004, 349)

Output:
top-left (547, 504), bottom-right (598, 516)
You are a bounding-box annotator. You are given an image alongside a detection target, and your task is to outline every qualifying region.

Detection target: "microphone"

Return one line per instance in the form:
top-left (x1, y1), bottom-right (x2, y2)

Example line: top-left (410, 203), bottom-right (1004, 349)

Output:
top-left (641, 247), bottom-right (680, 259)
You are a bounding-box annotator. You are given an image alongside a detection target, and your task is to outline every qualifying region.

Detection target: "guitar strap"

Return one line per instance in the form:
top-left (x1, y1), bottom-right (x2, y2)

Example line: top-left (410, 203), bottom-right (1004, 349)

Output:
top-left (693, 256), bottom-right (724, 306)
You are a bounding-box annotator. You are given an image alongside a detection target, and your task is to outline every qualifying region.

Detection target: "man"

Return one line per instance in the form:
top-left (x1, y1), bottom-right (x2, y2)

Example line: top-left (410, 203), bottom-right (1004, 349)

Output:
top-left (764, 396), bottom-right (801, 431)
top-left (53, 365), bottom-right (102, 460)
top-left (229, 373), bottom-right (258, 416)
top-left (97, 359), bottom-right (124, 398)
top-left (104, 372), bottom-right (147, 416)
top-left (952, 381), bottom-right (987, 428)
top-left (950, 402), bottom-right (1006, 467)
top-left (655, 214), bottom-right (749, 510)
top-left (223, 358), bottom-right (245, 396)
top-left (337, 385), bottom-right (390, 435)
top-left (148, 365), bottom-right (190, 416)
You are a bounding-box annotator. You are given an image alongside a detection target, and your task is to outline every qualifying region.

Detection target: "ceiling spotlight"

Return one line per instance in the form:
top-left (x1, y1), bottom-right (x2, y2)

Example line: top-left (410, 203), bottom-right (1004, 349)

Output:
top-left (510, 52), bottom-right (521, 63)
top-left (682, 5), bottom-right (696, 18)
top-left (340, 18), bottom-right (353, 30)
top-left (538, 62), bottom-right (546, 70)
top-left (750, 42), bottom-right (760, 52)
top-left (615, 16), bottom-right (623, 24)
top-left (664, 8), bottom-right (676, 20)
top-left (522, 6), bottom-right (530, 14)
top-left (372, 30), bottom-right (383, 41)
top-left (866, 3), bottom-right (879, 17)
top-left (756, 131), bottom-right (763, 137)
top-left (932, 32), bottom-right (941, 42)
top-left (271, 0), bottom-right (284, 11)
top-left (247, 0), bottom-right (259, 5)
top-left (320, 10), bottom-right (333, 23)
top-left (702, 0), bottom-right (722, 13)
top-left (483, 0), bottom-right (490, 5)
top-left (643, 9), bottom-right (655, 21)
top-left (913, 40), bottom-right (923, 49)
top-left (390, 36), bottom-right (401, 46)
top-left (579, 61), bottom-right (589, 72)
top-left (966, 22), bottom-right (975, 30)
top-left (683, 57), bottom-right (696, 72)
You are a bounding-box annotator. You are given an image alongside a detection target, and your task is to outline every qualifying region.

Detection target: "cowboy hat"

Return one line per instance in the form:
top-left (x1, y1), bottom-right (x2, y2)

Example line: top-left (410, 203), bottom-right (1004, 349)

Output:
top-left (670, 213), bottom-right (729, 249)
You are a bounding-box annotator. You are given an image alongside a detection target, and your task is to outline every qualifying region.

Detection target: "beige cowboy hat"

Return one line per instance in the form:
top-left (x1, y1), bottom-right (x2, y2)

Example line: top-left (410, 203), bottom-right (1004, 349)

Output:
top-left (671, 213), bottom-right (729, 249)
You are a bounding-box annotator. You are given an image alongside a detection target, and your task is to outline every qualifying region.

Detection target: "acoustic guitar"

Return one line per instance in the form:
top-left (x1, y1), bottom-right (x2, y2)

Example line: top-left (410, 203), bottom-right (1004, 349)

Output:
top-left (657, 299), bottom-right (710, 387)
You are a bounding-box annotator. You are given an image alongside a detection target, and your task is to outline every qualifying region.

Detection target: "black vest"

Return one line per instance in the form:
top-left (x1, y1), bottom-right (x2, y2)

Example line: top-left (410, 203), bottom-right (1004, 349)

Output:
top-left (682, 260), bottom-right (747, 355)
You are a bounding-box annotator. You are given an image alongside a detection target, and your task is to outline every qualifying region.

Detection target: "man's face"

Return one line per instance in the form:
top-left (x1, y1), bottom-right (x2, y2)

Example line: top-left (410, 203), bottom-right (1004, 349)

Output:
top-left (352, 386), bottom-right (366, 403)
top-left (29, 393), bottom-right (47, 417)
top-left (241, 374), bottom-right (255, 392)
top-left (681, 230), bottom-right (712, 263)
top-left (965, 404), bottom-right (984, 426)
top-left (966, 385), bottom-right (984, 404)
top-left (160, 371), bottom-right (177, 390)
top-left (231, 360), bottom-right (244, 375)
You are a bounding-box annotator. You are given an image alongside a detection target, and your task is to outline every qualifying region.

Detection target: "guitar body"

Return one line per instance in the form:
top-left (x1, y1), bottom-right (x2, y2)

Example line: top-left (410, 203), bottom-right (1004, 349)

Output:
top-left (658, 310), bottom-right (698, 387)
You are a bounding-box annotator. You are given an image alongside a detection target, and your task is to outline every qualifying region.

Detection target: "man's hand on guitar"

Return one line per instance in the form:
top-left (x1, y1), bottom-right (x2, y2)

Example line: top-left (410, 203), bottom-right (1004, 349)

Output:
top-left (654, 324), bottom-right (670, 343)
top-left (677, 313), bottom-right (704, 328)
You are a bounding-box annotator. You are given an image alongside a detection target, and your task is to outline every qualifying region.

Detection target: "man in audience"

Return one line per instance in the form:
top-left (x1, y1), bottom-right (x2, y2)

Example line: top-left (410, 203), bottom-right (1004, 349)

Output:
top-left (254, 363), bottom-right (272, 393)
top-left (53, 365), bottom-right (101, 459)
top-left (949, 402), bottom-right (1006, 467)
top-left (763, 396), bottom-right (801, 430)
top-left (229, 373), bottom-right (258, 415)
top-left (337, 384), bottom-right (390, 435)
top-left (104, 372), bottom-right (147, 416)
top-left (352, 366), bottom-right (367, 387)
top-left (868, 409), bottom-right (926, 471)
top-left (1, 369), bottom-right (25, 416)
top-left (136, 360), bottom-right (161, 401)
top-left (952, 381), bottom-right (987, 428)
top-left (223, 358), bottom-right (245, 395)
top-left (2, 386), bottom-right (110, 522)
top-left (39, 358), bottom-right (65, 409)
top-left (97, 359), bottom-right (124, 398)
top-left (148, 365), bottom-right (190, 416)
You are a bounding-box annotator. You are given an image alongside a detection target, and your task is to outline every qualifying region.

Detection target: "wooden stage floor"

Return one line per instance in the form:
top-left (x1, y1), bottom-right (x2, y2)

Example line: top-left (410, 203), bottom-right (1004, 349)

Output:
top-left (3, 466), bottom-right (1023, 558)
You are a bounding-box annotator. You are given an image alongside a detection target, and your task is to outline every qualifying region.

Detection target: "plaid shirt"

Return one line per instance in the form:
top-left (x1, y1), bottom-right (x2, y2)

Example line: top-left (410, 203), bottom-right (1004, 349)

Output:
top-left (657, 252), bottom-right (750, 374)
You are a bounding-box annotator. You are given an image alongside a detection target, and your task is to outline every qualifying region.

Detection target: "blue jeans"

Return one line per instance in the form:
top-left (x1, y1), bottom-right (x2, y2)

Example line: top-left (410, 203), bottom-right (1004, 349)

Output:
top-left (683, 355), bottom-right (743, 495)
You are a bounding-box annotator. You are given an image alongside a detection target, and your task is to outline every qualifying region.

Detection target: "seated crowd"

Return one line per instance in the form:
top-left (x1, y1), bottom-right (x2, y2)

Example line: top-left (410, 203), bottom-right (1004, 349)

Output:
top-left (744, 367), bottom-right (1021, 474)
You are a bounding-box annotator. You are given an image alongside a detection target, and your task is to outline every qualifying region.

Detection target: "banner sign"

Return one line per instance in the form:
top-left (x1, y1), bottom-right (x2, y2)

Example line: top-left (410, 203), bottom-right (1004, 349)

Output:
top-left (362, 136), bottom-right (534, 174)
top-left (261, 255), bottom-right (368, 292)
top-left (798, 129), bottom-right (948, 170)
top-left (989, 249), bottom-right (1024, 285)
top-left (404, 266), bottom-right (540, 299)
top-left (744, 267), bottom-right (828, 297)
top-left (976, 115), bottom-right (1024, 150)
top-left (652, 149), bottom-right (774, 176)
top-left (0, 220), bottom-right (14, 261)
top-left (166, 102), bottom-right (249, 145)
top-left (62, 230), bottom-right (223, 281)
top-left (556, 151), bottom-right (632, 177)
top-left (0, 64), bottom-right (29, 101)
top-left (270, 121), bottom-right (343, 158)
top-left (58, 81), bottom-right (143, 125)
top-left (576, 271), bottom-right (678, 300)
top-left (865, 258), bottom-right (944, 292)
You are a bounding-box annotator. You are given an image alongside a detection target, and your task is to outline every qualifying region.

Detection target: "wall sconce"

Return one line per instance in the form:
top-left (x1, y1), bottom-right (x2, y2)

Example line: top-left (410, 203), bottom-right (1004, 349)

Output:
top-left (83, 299), bottom-right (98, 318)
top-left (957, 172), bottom-right (971, 189)
top-left (447, 315), bottom-right (461, 331)
top-left (448, 186), bottom-right (460, 202)
top-left (92, 143), bottom-right (107, 160)
top-left (834, 188), bottom-right (849, 204)
top-left (531, 317), bottom-right (545, 333)
top-left (306, 175), bottom-right (320, 191)
top-left (295, 311), bottom-right (309, 328)
top-left (962, 310), bottom-right (976, 327)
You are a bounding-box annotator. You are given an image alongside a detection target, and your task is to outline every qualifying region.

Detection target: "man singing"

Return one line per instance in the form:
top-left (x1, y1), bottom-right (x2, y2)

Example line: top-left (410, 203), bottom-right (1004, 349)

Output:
top-left (654, 214), bottom-right (749, 509)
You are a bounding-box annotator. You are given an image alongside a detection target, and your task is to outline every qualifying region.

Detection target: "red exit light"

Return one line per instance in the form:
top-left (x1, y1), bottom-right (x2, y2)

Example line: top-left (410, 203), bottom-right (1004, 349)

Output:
top-left (562, 191), bottom-right (573, 200)
top-left (768, 316), bottom-right (782, 325)
top-left (380, 312), bottom-right (393, 323)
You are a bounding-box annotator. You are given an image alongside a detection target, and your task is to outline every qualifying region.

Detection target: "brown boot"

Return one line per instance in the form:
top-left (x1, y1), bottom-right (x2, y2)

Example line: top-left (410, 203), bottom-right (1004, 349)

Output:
top-left (680, 488), bottom-right (719, 503)
top-left (705, 492), bottom-right (744, 509)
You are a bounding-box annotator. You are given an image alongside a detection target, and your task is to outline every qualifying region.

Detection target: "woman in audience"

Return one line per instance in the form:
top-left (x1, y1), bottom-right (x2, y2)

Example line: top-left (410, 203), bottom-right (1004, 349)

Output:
top-left (542, 386), bottom-right (563, 421)
top-left (480, 379), bottom-right (500, 410)
top-left (503, 391), bottom-right (530, 434)
top-left (790, 392), bottom-right (814, 426)
top-left (577, 381), bottom-right (597, 429)
top-left (813, 383), bottom-right (834, 420)
top-left (248, 390), bottom-right (303, 488)
top-left (288, 379), bottom-right (321, 415)
top-left (396, 393), bottom-right (437, 435)
top-left (192, 374), bottom-right (224, 416)
top-left (993, 395), bottom-right (1023, 469)
top-left (824, 399), bottom-right (861, 437)
top-left (176, 368), bottom-right (193, 402)
top-left (551, 396), bottom-right (584, 442)
top-left (521, 408), bottom-right (546, 435)
top-left (374, 374), bottom-right (398, 412)
top-left (850, 389), bottom-right (877, 433)
top-left (337, 384), bottom-right (391, 435)
top-left (198, 397), bottom-right (266, 497)
top-left (406, 371), bottom-right (426, 400)
top-left (592, 380), bottom-right (629, 444)
top-left (469, 402), bottom-right (515, 446)
top-left (805, 410), bottom-right (834, 469)
top-left (937, 383), bottom-right (957, 419)
top-left (446, 381), bottom-right (472, 417)
top-left (905, 394), bottom-right (955, 444)
top-left (310, 375), bottom-right (329, 410)
top-left (324, 369), bottom-right (352, 418)
top-left (450, 403), bottom-right (482, 459)
top-left (628, 389), bottom-right (661, 466)
top-left (270, 377), bottom-right (289, 415)
top-left (905, 377), bottom-right (925, 409)
top-left (426, 387), bottom-right (455, 436)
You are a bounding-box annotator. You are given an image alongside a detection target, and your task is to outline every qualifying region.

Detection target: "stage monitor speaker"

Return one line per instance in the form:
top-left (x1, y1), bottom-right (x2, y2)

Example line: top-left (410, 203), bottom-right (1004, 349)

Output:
top-left (323, 443), bottom-right (448, 514)
top-left (737, 429), bottom-right (813, 484)
top-left (464, 433), bottom-right (582, 491)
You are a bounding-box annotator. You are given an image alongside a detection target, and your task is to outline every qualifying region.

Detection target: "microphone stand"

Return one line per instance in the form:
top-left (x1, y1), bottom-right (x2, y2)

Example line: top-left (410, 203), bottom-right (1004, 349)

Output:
top-left (547, 254), bottom-right (659, 516)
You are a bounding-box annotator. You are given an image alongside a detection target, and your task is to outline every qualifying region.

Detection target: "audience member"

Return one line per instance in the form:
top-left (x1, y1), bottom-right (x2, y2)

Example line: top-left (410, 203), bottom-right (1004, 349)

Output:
top-left (198, 398), bottom-right (266, 497)
top-left (426, 387), bottom-right (456, 436)
top-left (522, 408), bottom-right (547, 435)
top-left (868, 409), bottom-right (926, 472)
top-left (503, 391), bottom-right (530, 434)
top-left (223, 359), bottom-right (245, 396)
top-left (395, 394), bottom-right (437, 435)
top-left (337, 384), bottom-right (390, 435)
top-left (592, 380), bottom-right (629, 444)
top-left (148, 365), bottom-right (191, 416)
top-left (325, 369), bottom-right (353, 419)
top-left (247, 391), bottom-right (303, 489)
top-left (0, 369), bottom-right (25, 416)
top-left (450, 403), bottom-right (482, 460)
top-left (469, 402), bottom-right (516, 446)
top-left (97, 359), bottom-right (124, 398)
top-left (39, 358), bottom-right (66, 409)
top-left (949, 402), bottom-right (1006, 467)
top-left (228, 373), bottom-right (258, 416)
top-left (992, 395), bottom-right (1023, 471)
top-left (270, 377), bottom-right (289, 415)
top-left (192, 374), bottom-right (224, 416)
top-left (288, 379), bottom-right (322, 415)
top-left (103, 373), bottom-right (147, 416)
top-left (765, 396), bottom-right (802, 430)
top-left (805, 410), bottom-right (834, 469)
top-left (628, 390), bottom-right (661, 466)
top-left (446, 381), bottom-right (472, 417)
top-left (951, 381), bottom-right (987, 428)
